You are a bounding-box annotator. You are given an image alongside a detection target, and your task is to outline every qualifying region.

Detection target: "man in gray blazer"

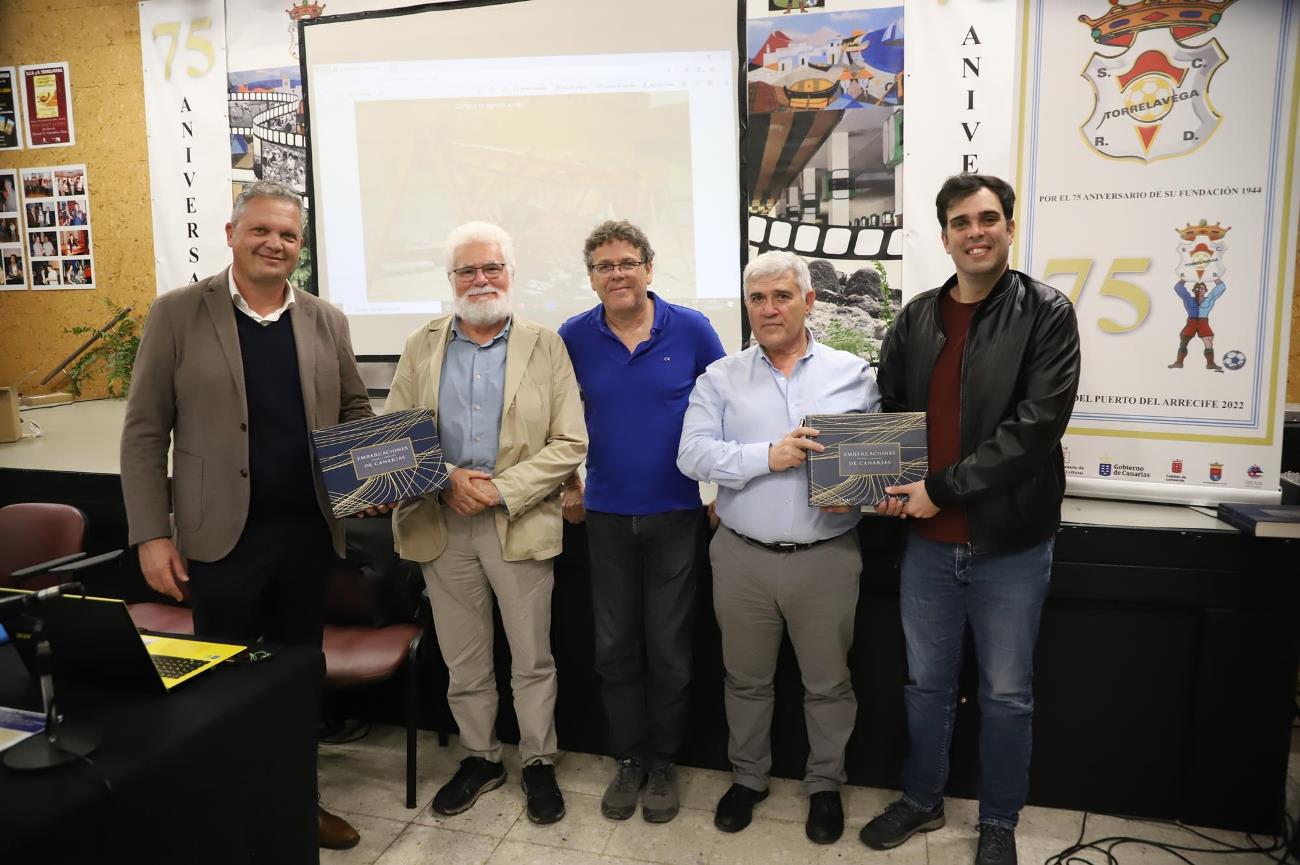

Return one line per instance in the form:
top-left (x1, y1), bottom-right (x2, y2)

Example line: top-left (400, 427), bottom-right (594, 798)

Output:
top-left (120, 180), bottom-right (370, 850)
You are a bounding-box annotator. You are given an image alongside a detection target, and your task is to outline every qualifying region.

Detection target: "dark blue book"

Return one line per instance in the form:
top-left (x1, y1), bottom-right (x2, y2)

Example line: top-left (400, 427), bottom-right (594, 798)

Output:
top-left (311, 408), bottom-right (449, 519)
top-left (804, 412), bottom-right (927, 507)
top-left (1217, 503), bottom-right (1300, 539)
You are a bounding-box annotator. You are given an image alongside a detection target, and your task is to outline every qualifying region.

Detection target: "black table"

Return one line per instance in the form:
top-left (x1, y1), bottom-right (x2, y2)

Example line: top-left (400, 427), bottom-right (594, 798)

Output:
top-left (0, 642), bottom-right (323, 865)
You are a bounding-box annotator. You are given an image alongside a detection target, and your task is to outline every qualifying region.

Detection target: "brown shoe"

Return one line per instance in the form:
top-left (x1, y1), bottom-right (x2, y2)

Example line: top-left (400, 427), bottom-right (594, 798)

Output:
top-left (318, 804), bottom-right (360, 850)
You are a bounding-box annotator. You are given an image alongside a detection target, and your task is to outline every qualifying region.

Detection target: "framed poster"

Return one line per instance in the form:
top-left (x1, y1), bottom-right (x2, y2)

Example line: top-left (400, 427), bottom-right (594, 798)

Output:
top-left (19, 62), bottom-right (74, 149)
top-left (0, 68), bottom-right (20, 151)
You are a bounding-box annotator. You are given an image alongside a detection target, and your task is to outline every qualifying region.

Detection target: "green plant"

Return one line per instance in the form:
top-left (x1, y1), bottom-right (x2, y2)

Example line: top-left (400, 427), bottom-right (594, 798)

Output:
top-left (290, 218), bottom-right (312, 291)
top-left (63, 298), bottom-right (146, 398)
top-left (873, 260), bottom-right (895, 329)
top-left (821, 318), bottom-right (878, 362)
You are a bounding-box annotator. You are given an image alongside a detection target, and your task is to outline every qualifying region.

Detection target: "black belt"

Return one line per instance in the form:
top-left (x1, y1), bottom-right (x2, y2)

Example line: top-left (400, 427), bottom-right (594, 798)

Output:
top-left (730, 528), bottom-right (837, 553)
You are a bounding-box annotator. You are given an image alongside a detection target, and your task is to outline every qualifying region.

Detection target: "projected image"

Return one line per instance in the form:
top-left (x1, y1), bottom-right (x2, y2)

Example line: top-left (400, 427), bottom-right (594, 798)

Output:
top-left (352, 91), bottom-right (696, 309)
top-left (302, 1), bottom-right (743, 355)
top-left (746, 5), bottom-right (904, 361)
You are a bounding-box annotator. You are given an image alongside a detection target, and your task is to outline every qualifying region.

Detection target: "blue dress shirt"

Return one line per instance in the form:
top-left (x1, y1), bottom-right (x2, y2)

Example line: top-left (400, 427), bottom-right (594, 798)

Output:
top-left (438, 317), bottom-right (510, 472)
top-left (677, 333), bottom-right (881, 544)
top-left (559, 292), bottom-right (725, 515)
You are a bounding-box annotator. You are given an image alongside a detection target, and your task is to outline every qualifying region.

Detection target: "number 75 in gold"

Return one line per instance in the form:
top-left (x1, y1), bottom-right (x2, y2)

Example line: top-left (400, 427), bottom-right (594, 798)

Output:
top-left (1040, 257), bottom-right (1151, 334)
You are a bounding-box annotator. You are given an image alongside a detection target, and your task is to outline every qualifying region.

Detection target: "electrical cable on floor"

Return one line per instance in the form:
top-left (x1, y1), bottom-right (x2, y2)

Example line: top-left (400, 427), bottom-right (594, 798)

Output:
top-left (1043, 810), bottom-right (1294, 865)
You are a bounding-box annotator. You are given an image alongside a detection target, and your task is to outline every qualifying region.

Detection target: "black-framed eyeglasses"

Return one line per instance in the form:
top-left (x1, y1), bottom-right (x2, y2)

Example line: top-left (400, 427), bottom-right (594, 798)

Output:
top-left (450, 262), bottom-right (507, 282)
top-left (589, 260), bottom-right (645, 276)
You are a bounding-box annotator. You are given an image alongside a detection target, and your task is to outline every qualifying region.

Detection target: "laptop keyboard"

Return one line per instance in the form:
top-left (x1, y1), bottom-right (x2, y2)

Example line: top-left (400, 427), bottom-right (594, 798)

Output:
top-left (151, 654), bottom-right (208, 679)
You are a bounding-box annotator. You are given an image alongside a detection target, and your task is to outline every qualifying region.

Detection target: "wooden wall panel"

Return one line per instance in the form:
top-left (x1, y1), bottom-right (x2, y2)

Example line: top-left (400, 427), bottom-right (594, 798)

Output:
top-left (0, 0), bottom-right (154, 399)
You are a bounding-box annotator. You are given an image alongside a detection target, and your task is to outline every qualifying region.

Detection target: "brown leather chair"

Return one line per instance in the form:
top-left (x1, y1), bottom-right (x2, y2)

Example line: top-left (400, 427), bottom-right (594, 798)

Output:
top-left (127, 559), bottom-right (431, 808)
top-left (0, 503), bottom-right (87, 589)
top-left (320, 562), bottom-right (428, 807)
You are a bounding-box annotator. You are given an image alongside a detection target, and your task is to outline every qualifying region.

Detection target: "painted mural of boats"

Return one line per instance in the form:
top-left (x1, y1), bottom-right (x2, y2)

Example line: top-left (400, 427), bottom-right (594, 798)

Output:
top-left (784, 77), bottom-right (840, 110)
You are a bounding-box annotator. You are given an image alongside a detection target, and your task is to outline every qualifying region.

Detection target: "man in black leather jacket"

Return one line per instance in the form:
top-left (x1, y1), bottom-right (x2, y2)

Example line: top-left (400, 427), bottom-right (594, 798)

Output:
top-left (858, 174), bottom-right (1081, 865)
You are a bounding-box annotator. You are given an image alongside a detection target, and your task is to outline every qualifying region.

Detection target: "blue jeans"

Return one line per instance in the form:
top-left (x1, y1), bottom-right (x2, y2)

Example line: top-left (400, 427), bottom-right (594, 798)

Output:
top-left (898, 533), bottom-right (1053, 829)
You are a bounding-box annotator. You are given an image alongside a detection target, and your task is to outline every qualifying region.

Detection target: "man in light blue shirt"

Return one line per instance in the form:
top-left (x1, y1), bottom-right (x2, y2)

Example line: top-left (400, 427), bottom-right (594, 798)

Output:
top-left (677, 250), bottom-right (880, 845)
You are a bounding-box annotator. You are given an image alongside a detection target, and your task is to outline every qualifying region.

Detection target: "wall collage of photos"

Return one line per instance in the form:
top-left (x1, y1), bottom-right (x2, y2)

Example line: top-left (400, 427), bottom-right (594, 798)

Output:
top-left (0, 164), bottom-right (95, 291)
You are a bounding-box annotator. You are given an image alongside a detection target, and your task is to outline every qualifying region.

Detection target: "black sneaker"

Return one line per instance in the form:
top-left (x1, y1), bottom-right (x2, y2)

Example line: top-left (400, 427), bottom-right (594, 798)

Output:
top-left (522, 761), bottom-right (566, 824)
top-left (805, 790), bottom-right (844, 844)
top-left (859, 798), bottom-right (945, 850)
top-left (976, 824), bottom-right (1018, 865)
top-left (431, 756), bottom-right (506, 816)
top-left (714, 783), bottom-right (768, 833)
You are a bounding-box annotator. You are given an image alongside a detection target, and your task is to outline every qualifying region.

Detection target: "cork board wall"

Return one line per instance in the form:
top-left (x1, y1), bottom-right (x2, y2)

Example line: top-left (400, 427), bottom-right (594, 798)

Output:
top-left (0, 0), bottom-right (1298, 407)
top-left (0, 0), bottom-right (154, 399)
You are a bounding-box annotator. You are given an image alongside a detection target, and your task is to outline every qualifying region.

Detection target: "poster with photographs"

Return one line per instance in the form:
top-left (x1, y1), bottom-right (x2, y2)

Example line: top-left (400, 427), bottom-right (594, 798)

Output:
top-left (0, 68), bottom-right (20, 151)
top-left (0, 169), bottom-right (25, 289)
top-left (19, 62), bottom-right (74, 149)
top-left (22, 164), bottom-right (94, 290)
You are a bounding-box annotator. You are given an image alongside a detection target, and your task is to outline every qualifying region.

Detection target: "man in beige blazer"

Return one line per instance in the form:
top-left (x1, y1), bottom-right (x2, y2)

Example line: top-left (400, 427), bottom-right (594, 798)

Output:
top-left (120, 180), bottom-right (370, 850)
top-left (385, 220), bottom-right (586, 826)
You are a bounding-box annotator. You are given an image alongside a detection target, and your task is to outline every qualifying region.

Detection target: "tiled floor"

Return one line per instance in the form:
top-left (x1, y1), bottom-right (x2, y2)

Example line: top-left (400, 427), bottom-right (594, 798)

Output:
top-left (319, 726), bottom-right (1296, 865)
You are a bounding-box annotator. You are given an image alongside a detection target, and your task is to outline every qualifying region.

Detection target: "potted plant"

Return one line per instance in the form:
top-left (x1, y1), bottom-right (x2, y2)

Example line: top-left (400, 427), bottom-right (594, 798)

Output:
top-left (63, 298), bottom-right (146, 398)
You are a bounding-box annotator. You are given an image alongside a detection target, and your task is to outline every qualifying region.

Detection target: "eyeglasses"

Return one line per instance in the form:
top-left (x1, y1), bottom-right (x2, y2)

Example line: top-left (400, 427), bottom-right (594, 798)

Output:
top-left (589, 260), bottom-right (645, 276)
top-left (449, 262), bottom-right (507, 282)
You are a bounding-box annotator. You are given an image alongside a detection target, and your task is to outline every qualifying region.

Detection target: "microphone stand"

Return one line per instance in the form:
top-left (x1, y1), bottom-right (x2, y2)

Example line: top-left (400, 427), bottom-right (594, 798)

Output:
top-left (4, 614), bottom-right (100, 771)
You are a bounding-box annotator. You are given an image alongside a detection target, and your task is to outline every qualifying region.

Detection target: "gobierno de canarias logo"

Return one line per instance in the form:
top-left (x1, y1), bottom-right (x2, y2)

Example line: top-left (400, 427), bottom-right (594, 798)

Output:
top-left (1078, 0), bottom-right (1235, 163)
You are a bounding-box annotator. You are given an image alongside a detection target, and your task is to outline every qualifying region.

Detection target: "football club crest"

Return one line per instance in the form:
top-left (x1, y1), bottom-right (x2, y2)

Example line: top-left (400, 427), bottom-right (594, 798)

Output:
top-left (288, 2), bottom-right (326, 59)
top-left (1079, 0), bottom-right (1235, 162)
top-left (1209, 462), bottom-right (1223, 482)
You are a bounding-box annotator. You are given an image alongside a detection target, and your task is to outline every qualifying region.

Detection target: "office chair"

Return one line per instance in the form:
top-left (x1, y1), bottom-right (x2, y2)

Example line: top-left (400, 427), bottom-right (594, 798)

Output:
top-left (0, 503), bottom-right (88, 589)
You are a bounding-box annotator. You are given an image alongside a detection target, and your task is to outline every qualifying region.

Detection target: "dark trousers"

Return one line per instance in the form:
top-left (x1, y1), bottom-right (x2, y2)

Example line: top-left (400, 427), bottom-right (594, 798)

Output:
top-left (188, 513), bottom-right (335, 648)
top-left (586, 508), bottom-right (702, 764)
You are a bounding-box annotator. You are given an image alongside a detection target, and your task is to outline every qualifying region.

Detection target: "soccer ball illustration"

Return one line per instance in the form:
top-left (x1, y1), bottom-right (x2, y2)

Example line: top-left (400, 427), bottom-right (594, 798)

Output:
top-left (1222, 350), bottom-right (1246, 371)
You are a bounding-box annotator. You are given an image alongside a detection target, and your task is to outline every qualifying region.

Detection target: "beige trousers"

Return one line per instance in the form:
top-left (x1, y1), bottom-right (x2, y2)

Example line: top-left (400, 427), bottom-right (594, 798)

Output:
top-left (420, 509), bottom-right (558, 765)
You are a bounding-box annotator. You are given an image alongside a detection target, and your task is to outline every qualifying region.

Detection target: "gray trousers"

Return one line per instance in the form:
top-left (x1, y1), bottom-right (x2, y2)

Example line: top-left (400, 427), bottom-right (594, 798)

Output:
top-left (710, 525), bottom-right (861, 794)
top-left (420, 509), bottom-right (558, 765)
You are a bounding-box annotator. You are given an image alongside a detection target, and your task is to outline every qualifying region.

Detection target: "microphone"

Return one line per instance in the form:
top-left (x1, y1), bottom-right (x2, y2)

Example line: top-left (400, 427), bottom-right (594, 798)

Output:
top-left (0, 581), bottom-right (85, 609)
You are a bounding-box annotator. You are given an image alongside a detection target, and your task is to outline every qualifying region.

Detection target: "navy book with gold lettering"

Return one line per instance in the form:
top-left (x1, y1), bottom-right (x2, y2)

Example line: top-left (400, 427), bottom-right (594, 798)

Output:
top-left (311, 408), bottom-right (449, 518)
top-left (804, 412), bottom-right (927, 507)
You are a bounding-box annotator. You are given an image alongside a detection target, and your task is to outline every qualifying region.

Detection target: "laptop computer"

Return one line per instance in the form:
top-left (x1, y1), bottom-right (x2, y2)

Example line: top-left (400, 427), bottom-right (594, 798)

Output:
top-left (0, 588), bottom-right (245, 693)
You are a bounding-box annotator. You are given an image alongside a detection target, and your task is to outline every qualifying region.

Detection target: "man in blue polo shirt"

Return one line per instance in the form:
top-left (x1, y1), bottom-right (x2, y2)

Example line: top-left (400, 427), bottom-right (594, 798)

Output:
top-left (558, 219), bottom-right (725, 824)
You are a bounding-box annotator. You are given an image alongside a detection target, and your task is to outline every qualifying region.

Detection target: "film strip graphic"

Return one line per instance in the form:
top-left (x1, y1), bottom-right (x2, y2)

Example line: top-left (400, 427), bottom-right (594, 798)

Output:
top-left (747, 214), bottom-right (902, 262)
top-left (229, 91), bottom-right (307, 193)
top-left (228, 90), bottom-right (305, 148)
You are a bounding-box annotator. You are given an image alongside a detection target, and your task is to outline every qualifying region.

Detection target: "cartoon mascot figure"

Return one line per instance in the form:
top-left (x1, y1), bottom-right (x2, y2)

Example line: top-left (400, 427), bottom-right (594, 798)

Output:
top-left (1169, 220), bottom-right (1229, 372)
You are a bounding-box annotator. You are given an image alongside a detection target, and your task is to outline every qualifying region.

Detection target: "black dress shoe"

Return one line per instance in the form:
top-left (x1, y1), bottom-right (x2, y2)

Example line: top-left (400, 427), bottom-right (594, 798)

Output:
top-left (714, 783), bottom-right (768, 833)
top-left (805, 790), bottom-right (844, 844)
top-left (432, 756), bottom-right (506, 816)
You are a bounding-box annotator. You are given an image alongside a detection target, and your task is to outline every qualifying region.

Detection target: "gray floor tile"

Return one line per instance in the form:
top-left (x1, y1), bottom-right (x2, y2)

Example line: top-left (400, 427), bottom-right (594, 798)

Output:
top-left (603, 803), bottom-right (826, 865)
top-left (487, 839), bottom-right (650, 865)
top-left (319, 748), bottom-right (441, 821)
top-left (373, 824), bottom-right (501, 865)
top-left (505, 791), bottom-right (617, 853)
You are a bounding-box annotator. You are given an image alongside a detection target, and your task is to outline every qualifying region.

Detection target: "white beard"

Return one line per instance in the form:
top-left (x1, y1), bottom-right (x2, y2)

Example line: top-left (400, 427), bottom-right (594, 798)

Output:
top-left (453, 288), bottom-right (513, 327)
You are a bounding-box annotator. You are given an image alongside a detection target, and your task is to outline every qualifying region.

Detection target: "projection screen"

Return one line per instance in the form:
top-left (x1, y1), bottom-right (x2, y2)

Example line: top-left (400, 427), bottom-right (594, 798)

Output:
top-left (300, 0), bottom-right (746, 356)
